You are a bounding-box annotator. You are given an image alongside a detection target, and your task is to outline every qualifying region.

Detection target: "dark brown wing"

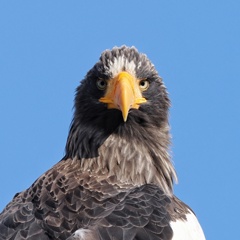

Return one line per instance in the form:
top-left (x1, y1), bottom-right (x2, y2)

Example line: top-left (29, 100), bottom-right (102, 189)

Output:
top-left (91, 184), bottom-right (174, 240)
top-left (0, 160), bottom-right (188, 240)
top-left (0, 192), bottom-right (49, 239)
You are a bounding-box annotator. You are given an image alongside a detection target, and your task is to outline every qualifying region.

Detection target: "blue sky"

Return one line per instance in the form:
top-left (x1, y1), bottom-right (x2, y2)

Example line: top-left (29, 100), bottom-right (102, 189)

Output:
top-left (0, 1), bottom-right (239, 239)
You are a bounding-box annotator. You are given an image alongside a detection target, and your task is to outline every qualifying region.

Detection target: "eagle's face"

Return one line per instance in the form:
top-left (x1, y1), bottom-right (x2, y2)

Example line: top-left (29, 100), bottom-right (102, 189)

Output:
top-left (65, 46), bottom-right (176, 192)
top-left (75, 46), bottom-right (170, 129)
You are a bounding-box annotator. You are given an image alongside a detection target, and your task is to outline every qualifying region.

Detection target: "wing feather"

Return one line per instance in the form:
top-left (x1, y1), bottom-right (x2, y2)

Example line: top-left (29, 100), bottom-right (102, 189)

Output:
top-left (0, 160), bottom-right (199, 240)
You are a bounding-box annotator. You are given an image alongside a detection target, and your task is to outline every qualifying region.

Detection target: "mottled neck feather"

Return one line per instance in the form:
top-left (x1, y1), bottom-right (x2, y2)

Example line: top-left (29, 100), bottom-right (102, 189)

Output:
top-left (64, 116), bottom-right (177, 196)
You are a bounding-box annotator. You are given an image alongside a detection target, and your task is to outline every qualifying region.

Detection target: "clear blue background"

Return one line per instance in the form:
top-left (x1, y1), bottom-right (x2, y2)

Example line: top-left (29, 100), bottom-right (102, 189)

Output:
top-left (0, 1), bottom-right (239, 239)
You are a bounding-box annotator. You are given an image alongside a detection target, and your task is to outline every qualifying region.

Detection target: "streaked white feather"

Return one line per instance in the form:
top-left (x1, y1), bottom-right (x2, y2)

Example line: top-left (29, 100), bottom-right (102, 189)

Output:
top-left (107, 55), bottom-right (136, 77)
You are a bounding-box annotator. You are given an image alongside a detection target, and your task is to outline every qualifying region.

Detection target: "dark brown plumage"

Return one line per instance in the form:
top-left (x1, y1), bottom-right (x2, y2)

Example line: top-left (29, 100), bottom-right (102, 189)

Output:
top-left (0, 46), bottom-right (205, 240)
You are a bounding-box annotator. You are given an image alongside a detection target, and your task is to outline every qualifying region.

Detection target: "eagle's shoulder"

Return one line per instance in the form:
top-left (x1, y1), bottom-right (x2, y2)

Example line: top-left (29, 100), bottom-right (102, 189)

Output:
top-left (0, 160), bottom-right (205, 240)
top-left (169, 197), bottom-right (205, 240)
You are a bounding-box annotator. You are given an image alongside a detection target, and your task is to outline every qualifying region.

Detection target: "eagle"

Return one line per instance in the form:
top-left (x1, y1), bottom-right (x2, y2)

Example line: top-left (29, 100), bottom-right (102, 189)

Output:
top-left (0, 46), bottom-right (205, 240)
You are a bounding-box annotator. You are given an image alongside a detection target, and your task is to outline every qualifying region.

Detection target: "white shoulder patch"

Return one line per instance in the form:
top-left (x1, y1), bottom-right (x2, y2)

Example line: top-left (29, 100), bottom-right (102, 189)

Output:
top-left (170, 211), bottom-right (206, 240)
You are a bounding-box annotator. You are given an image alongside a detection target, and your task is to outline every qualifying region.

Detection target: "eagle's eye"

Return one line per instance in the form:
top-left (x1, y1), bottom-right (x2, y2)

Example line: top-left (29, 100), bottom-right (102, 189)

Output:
top-left (139, 79), bottom-right (149, 91)
top-left (96, 79), bottom-right (107, 90)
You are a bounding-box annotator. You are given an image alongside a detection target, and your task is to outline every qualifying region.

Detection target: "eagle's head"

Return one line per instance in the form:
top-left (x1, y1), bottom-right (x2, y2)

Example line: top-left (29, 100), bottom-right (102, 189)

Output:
top-left (64, 46), bottom-right (176, 193)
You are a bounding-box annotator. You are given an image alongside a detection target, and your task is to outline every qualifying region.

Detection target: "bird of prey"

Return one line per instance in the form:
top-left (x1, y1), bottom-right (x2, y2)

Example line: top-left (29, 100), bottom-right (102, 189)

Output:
top-left (0, 46), bottom-right (205, 240)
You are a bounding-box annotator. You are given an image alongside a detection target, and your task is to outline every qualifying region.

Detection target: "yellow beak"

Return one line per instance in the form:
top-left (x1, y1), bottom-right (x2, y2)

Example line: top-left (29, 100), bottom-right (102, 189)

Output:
top-left (99, 72), bottom-right (146, 122)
